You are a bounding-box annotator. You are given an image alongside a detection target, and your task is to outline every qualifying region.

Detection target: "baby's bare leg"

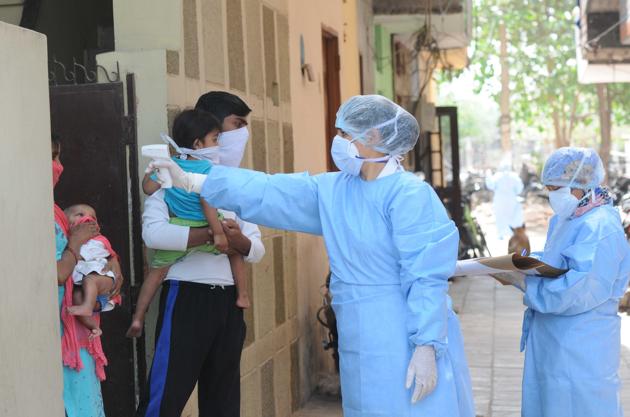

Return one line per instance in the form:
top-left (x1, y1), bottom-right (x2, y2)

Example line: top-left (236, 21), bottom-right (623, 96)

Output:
top-left (201, 198), bottom-right (228, 252)
top-left (229, 254), bottom-right (250, 309)
top-left (126, 267), bottom-right (169, 338)
top-left (68, 273), bottom-right (114, 317)
top-left (76, 314), bottom-right (103, 340)
top-left (72, 287), bottom-right (99, 331)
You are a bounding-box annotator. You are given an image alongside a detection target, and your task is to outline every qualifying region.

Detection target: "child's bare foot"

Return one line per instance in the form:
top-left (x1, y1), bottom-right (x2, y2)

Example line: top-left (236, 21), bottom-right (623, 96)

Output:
top-left (126, 319), bottom-right (144, 338)
top-left (214, 233), bottom-right (229, 252)
top-left (67, 305), bottom-right (94, 317)
top-left (236, 295), bottom-right (251, 309)
top-left (88, 328), bottom-right (103, 341)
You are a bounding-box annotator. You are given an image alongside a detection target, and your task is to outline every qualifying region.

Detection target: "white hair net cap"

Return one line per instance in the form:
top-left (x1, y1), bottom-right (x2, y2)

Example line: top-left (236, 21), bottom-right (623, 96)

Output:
top-left (541, 147), bottom-right (605, 190)
top-left (335, 95), bottom-right (420, 155)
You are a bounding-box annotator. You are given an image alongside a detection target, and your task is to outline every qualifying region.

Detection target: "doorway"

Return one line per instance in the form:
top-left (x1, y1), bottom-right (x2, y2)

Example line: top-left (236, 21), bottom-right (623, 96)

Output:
top-left (425, 106), bottom-right (463, 229)
top-left (322, 30), bottom-right (341, 172)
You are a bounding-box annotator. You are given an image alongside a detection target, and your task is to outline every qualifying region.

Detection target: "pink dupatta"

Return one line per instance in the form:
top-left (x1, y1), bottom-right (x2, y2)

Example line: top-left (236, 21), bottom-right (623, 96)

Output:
top-left (56, 207), bottom-right (111, 381)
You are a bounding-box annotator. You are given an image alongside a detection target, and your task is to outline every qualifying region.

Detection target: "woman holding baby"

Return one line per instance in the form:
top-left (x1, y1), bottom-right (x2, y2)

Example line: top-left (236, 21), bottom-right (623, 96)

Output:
top-left (52, 133), bottom-right (123, 417)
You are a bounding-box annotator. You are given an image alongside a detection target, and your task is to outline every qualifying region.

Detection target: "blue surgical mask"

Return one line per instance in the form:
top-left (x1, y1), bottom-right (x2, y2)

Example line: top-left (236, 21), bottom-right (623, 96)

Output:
top-left (331, 136), bottom-right (389, 176)
top-left (548, 187), bottom-right (580, 219)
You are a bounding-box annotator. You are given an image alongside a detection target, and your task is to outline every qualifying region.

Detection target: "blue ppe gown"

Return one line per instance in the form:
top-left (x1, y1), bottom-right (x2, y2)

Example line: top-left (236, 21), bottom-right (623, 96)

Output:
top-left (200, 166), bottom-right (475, 417)
top-left (521, 204), bottom-right (630, 417)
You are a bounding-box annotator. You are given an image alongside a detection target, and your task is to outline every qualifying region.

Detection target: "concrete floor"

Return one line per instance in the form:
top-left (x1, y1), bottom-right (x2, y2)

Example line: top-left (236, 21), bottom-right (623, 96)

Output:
top-left (292, 395), bottom-right (342, 417)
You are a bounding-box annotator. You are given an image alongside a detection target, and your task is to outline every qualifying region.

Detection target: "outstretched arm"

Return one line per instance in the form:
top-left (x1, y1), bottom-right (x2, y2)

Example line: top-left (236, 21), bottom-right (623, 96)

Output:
top-left (200, 166), bottom-right (323, 235)
top-left (146, 159), bottom-right (323, 234)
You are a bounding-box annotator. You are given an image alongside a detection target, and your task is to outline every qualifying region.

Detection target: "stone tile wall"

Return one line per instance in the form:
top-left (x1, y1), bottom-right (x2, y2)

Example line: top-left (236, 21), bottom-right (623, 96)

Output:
top-left (160, 1), bottom-right (312, 416)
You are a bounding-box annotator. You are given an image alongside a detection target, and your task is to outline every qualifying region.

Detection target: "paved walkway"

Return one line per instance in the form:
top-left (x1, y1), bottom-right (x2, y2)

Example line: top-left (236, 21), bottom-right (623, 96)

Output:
top-left (292, 395), bottom-right (342, 417)
top-left (450, 275), bottom-right (524, 417)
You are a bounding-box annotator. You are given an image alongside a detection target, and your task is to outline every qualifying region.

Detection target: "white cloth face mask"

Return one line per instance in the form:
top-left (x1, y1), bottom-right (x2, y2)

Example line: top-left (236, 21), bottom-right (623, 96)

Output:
top-left (160, 133), bottom-right (220, 164)
top-left (189, 146), bottom-right (220, 164)
top-left (548, 187), bottom-right (580, 219)
top-left (218, 127), bottom-right (250, 167)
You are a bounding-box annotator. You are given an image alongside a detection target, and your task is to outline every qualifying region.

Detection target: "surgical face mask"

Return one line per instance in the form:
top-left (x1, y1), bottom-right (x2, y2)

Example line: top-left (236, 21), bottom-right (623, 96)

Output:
top-left (218, 127), bottom-right (249, 167)
top-left (331, 135), bottom-right (363, 176)
top-left (330, 135), bottom-right (389, 176)
top-left (189, 146), bottom-right (220, 164)
top-left (548, 187), bottom-right (580, 219)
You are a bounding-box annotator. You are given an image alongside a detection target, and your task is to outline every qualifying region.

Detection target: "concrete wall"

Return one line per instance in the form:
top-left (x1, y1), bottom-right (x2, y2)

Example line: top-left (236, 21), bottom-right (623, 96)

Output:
top-left (0, 22), bottom-right (64, 417)
top-left (356, 0), bottom-right (376, 94)
top-left (97, 50), bottom-right (169, 187)
top-left (163, 1), bottom-right (300, 414)
top-left (341, 0), bottom-right (362, 99)
top-left (113, 0), bottom-right (181, 51)
top-left (374, 23), bottom-right (394, 99)
top-left (287, 0), bottom-right (353, 396)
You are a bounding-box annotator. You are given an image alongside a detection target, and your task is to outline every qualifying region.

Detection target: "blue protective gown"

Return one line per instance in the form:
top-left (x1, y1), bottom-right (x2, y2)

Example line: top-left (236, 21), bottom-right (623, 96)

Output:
top-left (200, 166), bottom-right (475, 416)
top-left (521, 204), bottom-right (630, 417)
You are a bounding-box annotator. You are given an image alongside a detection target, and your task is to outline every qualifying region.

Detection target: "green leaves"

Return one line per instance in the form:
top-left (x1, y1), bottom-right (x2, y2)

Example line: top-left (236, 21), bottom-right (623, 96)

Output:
top-left (472, 0), bottom-right (601, 144)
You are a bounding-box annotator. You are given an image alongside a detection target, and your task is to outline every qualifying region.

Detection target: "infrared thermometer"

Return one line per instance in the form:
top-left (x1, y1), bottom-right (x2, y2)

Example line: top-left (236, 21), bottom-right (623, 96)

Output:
top-left (141, 144), bottom-right (172, 188)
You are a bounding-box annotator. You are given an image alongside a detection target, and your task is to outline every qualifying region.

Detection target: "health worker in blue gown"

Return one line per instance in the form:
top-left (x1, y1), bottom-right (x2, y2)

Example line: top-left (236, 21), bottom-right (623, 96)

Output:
top-left (520, 147), bottom-right (630, 417)
top-left (148, 95), bottom-right (475, 417)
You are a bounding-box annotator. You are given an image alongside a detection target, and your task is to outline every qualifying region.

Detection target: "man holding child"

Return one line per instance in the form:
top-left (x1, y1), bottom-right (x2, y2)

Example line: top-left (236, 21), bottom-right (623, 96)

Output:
top-left (135, 92), bottom-right (263, 417)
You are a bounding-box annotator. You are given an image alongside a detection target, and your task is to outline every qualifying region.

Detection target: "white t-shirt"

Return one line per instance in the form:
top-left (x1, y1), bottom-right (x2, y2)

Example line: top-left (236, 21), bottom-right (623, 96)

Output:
top-left (142, 190), bottom-right (265, 286)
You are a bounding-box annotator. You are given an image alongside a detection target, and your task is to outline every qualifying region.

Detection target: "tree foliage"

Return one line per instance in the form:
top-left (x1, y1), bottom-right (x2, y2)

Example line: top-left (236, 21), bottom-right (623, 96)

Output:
top-left (439, 91), bottom-right (499, 145)
top-left (471, 0), bottom-right (597, 147)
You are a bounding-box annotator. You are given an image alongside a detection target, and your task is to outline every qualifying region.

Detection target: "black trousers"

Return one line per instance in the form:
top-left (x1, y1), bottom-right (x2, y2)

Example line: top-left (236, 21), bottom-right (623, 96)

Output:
top-left (136, 280), bottom-right (246, 417)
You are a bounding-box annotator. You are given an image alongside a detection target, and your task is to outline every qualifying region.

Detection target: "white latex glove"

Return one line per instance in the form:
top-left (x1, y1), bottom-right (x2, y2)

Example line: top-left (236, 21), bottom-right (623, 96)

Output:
top-left (405, 345), bottom-right (437, 404)
top-left (146, 158), bottom-right (207, 193)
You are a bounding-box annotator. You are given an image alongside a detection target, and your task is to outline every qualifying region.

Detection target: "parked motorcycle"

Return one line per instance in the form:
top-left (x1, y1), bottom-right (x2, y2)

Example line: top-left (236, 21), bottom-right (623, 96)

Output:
top-left (609, 173), bottom-right (630, 204)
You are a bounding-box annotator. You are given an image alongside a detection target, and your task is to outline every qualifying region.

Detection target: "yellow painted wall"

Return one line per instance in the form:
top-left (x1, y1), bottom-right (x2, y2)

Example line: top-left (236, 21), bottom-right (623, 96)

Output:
top-left (287, 0), bottom-right (351, 390)
top-left (340, 0), bottom-right (361, 99)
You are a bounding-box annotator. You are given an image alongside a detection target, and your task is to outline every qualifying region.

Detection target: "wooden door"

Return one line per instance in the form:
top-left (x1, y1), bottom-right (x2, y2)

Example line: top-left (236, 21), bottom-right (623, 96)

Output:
top-left (322, 30), bottom-right (341, 172)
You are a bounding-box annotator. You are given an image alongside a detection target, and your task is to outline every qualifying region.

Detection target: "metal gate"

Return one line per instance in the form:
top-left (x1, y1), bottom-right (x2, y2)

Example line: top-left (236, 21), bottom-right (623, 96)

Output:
top-left (50, 73), bottom-right (143, 417)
